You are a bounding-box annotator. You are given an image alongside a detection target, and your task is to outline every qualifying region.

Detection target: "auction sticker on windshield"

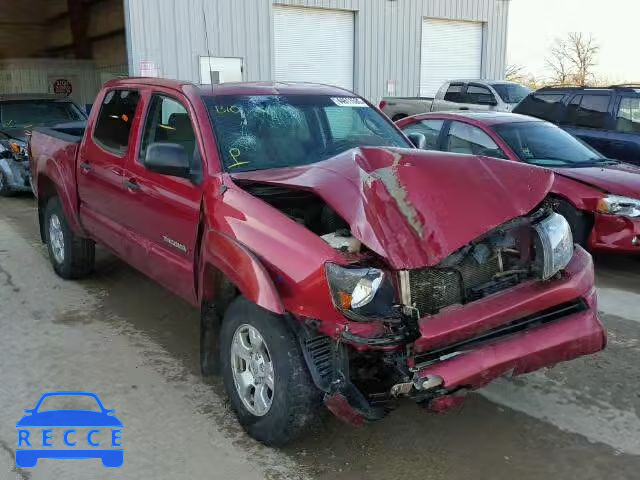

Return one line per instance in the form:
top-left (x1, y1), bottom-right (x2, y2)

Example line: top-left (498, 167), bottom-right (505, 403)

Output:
top-left (15, 391), bottom-right (123, 468)
top-left (331, 97), bottom-right (368, 107)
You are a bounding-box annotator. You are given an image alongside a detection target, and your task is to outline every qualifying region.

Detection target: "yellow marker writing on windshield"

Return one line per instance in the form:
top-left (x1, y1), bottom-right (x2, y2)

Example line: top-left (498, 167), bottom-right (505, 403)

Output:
top-left (227, 148), bottom-right (250, 169)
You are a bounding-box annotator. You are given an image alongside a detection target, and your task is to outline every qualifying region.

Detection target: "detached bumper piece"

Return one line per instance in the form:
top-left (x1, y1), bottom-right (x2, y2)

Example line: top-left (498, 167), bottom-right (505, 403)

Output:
top-left (412, 295), bottom-right (604, 393)
top-left (298, 326), bottom-right (386, 426)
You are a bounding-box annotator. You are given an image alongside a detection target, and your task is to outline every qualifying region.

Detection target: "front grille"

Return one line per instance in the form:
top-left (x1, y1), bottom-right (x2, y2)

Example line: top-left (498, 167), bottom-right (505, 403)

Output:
top-left (409, 255), bottom-right (506, 315)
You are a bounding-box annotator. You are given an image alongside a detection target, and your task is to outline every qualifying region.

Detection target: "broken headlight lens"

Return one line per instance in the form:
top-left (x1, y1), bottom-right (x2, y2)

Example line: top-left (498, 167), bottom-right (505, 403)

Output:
top-left (596, 195), bottom-right (640, 218)
top-left (533, 212), bottom-right (574, 280)
top-left (325, 263), bottom-right (397, 320)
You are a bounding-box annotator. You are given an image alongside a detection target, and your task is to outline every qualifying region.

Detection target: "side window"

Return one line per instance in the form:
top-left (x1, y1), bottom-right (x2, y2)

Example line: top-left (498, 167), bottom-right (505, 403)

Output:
top-left (515, 93), bottom-right (565, 122)
top-left (616, 97), bottom-right (640, 133)
top-left (139, 95), bottom-right (201, 173)
top-left (566, 94), bottom-right (611, 129)
top-left (445, 121), bottom-right (507, 158)
top-left (402, 119), bottom-right (444, 150)
top-left (93, 89), bottom-right (140, 154)
top-left (466, 85), bottom-right (496, 105)
top-left (444, 84), bottom-right (465, 103)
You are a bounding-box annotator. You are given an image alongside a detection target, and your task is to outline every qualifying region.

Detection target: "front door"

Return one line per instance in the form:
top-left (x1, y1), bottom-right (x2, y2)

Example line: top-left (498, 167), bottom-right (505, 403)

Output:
top-left (119, 91), bottom-right (203, 304)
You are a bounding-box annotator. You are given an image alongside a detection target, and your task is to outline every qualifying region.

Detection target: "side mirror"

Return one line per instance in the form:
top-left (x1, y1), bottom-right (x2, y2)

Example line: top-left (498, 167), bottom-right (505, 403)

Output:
top-left (406, 132), bottom-right (427, 150)
top-left (144, 143), bottom-right (191, 178)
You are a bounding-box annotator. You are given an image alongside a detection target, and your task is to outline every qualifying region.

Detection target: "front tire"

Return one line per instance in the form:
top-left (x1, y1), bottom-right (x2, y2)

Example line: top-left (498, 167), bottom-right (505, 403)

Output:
top-left (220, 297), bottom-right (321, 447)
top-left (44, 197), bottom-right (95, 279)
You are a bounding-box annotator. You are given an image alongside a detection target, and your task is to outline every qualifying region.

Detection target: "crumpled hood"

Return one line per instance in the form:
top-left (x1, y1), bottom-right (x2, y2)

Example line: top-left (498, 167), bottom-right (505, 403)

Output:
top-left (230, 147), bottom-right (554, 269)
top-left (553, 162), bottom-right (640, 198)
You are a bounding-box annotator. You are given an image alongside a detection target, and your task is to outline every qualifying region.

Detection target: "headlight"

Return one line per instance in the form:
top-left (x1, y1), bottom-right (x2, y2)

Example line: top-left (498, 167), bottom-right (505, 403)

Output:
top-left (325, 263), bottom-right (397, 320)
top-left (533, 212), bottom-right (574, 280)
top-left (596, 195), bottom-right (640, 218)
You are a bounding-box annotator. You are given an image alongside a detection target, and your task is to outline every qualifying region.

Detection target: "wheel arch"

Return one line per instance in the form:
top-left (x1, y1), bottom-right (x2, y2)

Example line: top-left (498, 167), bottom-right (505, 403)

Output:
top-left (549, 193), bottom-right (595, 246)
top-left (36, 168), bottom-right (85, 242)
top-left (198, 229), bottom-right (285, 375)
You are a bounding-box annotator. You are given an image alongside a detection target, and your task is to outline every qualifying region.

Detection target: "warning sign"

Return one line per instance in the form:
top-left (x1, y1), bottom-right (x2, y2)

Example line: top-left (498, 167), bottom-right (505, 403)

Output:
top-left (52, 78), bottom-right (72, 96)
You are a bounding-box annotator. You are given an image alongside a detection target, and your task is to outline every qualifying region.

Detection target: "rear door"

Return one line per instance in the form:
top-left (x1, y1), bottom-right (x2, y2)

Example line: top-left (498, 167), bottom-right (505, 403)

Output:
top-left (513, 92), bottom-right (567, 123)
top-left (433, 82), bottom-right (467, 111)
top-left (119, 90), bottom-right (204, 304)
top-left (608, 94), bottom-right (640, 164)
top-left (78, 88), bottom-right (141, 257)
top-left (461, 83), bottom-right (500, 112)
top-left (561, 92), bottom-right (615, 157)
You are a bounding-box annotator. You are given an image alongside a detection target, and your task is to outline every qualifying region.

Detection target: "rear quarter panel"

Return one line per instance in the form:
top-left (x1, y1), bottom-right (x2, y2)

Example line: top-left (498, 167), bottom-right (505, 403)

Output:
top-left (383, 98), bottom-right (434, 118)
top-left (30, 130), bottom-right (84, 235)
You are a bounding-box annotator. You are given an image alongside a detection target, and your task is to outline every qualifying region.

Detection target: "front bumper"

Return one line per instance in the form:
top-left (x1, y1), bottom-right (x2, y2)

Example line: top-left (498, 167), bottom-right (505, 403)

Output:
top-left (588, 212), bottom-right (640, 253)
top-left (410, 247), bottom-right (605, 391)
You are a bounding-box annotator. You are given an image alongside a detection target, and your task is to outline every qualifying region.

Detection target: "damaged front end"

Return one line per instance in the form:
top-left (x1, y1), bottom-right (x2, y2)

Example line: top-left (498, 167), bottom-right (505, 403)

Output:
top-left (0, 137), bottom-right (31, 194)
top-left (226, 147), bottom-right (605, 426)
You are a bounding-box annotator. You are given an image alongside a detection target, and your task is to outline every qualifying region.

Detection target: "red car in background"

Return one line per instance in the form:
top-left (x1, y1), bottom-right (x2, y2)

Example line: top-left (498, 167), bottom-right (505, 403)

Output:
top-left (396, 112), bottom-right (640, 253)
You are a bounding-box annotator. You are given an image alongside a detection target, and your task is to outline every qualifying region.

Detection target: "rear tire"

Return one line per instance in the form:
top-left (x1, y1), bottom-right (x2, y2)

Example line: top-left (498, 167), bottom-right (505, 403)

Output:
top-left (220, 297), bottom-right (321, 447)
top-left (44, 196), bottom-right (95, 279)
top-left (554, 199), bottom-right (592, 247)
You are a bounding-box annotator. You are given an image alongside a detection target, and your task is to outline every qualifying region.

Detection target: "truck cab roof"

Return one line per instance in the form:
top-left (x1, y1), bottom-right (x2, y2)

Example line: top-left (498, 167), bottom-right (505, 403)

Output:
top-left (103, 77), bottom-right (358, 98)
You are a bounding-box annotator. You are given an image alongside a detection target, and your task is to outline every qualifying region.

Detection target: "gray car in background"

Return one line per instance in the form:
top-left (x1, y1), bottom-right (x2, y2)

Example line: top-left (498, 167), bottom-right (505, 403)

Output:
top-left (0, 94), bottom-right (87, 196)
top-left (379, 80), bottom-right (531, 121)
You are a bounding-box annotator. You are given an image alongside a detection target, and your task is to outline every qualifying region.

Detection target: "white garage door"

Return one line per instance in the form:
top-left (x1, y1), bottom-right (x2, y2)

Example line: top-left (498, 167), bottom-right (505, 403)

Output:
top-left (420, 19), bottom-right (483, 97)
top-left (273, 6), bottom-right (354, 90)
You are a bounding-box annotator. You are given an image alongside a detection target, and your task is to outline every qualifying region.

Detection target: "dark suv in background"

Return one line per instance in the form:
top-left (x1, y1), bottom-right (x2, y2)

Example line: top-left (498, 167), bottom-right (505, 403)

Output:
top-left (514, 85), bottom-right (640, 165)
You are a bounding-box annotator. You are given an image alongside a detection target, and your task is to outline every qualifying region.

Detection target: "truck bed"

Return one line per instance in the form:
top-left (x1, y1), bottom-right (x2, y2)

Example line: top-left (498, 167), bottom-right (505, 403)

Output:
top-left (30, 122), bottom-right (86, 205)
top-left (33, 121), bottom-right (86, 143)
top-left (380, 97), bottom-right (434, 120)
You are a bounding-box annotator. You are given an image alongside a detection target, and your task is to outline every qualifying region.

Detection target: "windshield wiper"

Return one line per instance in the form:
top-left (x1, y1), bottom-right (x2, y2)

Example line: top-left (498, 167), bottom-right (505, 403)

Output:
top-left (573, 158), bottom-right (619, 167)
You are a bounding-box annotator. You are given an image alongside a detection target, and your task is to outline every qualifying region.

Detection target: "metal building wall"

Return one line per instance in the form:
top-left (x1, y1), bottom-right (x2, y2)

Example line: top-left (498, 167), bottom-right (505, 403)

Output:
top-left (125, 0), bottom-right (510, 102)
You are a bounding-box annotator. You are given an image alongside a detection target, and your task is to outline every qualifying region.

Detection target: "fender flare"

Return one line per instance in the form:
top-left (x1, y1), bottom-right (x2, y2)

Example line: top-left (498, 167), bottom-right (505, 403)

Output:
top-left (198, 229), bottom-right (285, 315)
top-left (37, 159), bottom-right (85, 237)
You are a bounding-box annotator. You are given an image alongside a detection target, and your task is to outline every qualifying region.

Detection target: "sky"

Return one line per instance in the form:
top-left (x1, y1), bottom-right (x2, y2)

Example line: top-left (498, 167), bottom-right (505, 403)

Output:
top-left (508, 0), bottom-right (640, 83)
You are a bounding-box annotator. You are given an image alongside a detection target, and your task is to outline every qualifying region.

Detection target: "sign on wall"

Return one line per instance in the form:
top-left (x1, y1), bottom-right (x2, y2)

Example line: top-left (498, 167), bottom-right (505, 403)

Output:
top-left (52, 78), bottom-right (73, 96)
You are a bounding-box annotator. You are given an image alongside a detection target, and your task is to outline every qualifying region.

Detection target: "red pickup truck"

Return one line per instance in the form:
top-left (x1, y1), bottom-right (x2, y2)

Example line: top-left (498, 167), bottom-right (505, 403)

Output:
top-left (30, 78), bottom-right (606, 447)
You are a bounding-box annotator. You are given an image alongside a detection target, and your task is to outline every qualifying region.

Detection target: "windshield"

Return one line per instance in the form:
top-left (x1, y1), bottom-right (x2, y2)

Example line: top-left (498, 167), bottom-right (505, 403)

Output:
top-left (491, 84), bottom-right (531, 104)
top-left (204, 95), bottom-right (410, 172)
top-left (0, 100), bottom-right (86, 128)
top-left (494, 122), bottom-right (606, 167)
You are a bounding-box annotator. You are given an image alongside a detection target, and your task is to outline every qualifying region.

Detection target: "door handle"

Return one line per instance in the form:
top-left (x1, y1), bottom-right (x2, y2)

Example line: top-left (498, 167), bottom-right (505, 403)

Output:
top-left (124, 179), bottom-right (140, 192)
top-left (79, 162), bottom-right (91, 172)
top-left (459, 107), bottom-right (470, 111)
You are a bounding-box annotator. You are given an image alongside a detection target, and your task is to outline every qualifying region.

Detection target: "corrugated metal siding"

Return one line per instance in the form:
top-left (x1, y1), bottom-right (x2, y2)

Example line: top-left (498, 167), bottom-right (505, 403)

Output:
top-left (0, 59), bottom-right (101, 105)
top-left (126, 0), bottom-right (509, 102)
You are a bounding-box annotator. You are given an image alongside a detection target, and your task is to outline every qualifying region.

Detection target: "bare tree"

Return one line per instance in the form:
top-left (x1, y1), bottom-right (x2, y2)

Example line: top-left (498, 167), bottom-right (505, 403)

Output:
top-left (545, 33), bottom-right (600, 86)
top-left (545, 39), bottom-right (572, 85)
top-left (505, 64), bottom-right (525, 82)
top-left (566, 32), bottom-right (600, 85)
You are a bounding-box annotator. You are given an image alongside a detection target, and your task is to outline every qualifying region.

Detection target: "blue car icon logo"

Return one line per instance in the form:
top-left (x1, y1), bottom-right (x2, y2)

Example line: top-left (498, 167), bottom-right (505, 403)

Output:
top-left (16, 391), bottom-right (123, 468)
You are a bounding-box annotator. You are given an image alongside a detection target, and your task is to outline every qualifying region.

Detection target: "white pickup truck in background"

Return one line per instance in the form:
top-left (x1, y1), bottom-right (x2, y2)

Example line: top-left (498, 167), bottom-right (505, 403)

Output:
top-left (379, 80), bottom-right (531, 121)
